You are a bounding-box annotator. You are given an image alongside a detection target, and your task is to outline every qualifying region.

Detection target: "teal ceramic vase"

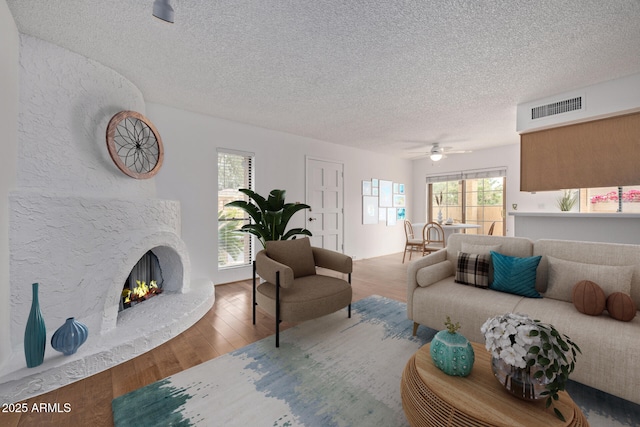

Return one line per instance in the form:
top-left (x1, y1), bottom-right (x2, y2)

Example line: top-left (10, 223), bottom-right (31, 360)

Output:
top-left (24, 282), bottom-right (46, 368)
top-left (51, 317), bottom-right (89, 356)
top-left (430, 329), bottom-right (475, 377)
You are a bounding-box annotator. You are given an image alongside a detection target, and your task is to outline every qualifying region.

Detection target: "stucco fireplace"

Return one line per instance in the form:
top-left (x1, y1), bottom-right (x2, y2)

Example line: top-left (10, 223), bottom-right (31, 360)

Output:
top-left (0, 35), bottom-right (214, 403)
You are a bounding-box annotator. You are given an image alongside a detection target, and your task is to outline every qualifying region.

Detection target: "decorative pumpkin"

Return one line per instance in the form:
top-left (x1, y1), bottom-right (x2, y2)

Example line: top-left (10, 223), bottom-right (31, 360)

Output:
top-left (430, 317), bottom-right (474, 377)
top-left (607, 292), bottom-right (637, 322)
top-left (572, 280), bottom-right (606, 316)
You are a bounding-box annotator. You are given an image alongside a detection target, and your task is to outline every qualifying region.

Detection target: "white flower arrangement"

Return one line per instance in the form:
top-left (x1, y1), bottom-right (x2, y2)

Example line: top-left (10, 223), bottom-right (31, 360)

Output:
top-left (481, 312), bottom-right (581, 421)
top-left (481, 313), bottom-right (540, 369)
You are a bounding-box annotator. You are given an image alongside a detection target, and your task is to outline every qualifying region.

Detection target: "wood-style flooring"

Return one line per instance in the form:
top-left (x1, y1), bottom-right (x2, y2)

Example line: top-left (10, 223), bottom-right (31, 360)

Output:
top-left (2, 252), bottom-right (409, 427)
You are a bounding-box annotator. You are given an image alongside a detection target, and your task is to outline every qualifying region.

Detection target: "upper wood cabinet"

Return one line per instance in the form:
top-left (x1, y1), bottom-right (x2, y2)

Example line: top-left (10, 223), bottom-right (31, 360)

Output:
top-left (520, 112), bottom-right (640, 191)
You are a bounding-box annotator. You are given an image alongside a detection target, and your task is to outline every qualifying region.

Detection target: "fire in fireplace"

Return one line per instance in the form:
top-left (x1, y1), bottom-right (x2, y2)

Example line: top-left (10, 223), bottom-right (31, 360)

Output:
top-left (120, 250), bottom-right (164, 311)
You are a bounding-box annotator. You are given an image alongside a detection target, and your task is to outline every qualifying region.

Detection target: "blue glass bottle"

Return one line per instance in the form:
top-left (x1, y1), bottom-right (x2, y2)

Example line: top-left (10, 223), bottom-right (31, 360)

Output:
top-left (24, 282), bottom-right (46, 368)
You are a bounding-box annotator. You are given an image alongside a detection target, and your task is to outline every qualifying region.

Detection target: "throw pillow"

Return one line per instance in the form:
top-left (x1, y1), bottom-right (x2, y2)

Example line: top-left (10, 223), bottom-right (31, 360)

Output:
top-left (416, 260), bottom-right (454, 288)
top-left (455, 251), bottom-right (491, 288)
top-left (460, 243), bottom-right (502, 283)
top-left (265, 237), bottom-right (316, 278)
top-left (545, 257), bottom-right (633, 303)
top-left (572, 280), bottom-right (606, 316)
top-left (606, 292), bottom-right (637, 322)
top-left (489, 251), bottom-right (542, 298)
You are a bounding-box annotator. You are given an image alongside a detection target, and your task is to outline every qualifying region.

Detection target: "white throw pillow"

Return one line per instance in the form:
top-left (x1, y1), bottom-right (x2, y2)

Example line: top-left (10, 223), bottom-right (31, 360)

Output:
top-left (417, 260), bottom-right (454, 288)
top-left (545, 256), bottom-right (634, 303)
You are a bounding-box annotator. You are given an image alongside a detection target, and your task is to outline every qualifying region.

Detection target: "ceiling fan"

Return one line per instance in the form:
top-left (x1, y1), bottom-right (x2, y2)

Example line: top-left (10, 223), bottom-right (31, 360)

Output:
top-left (413, 142), bottom-right (472, 161)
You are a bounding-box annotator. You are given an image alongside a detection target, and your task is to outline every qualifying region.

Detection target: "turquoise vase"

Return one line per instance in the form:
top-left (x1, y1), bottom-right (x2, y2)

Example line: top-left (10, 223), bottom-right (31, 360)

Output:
top-left (51, 317), bottom-right (89, 356)
top-left (24, 282), bottom-right (46, 368)
top-left (430, 330), bottom-right (475, 377)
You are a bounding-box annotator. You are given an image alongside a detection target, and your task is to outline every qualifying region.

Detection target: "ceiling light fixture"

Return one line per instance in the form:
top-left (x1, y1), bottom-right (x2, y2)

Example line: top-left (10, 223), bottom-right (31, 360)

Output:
top-left (152, 0), bottom-right (174, 23)
top-left (430, 143), bottom-right (444, 161)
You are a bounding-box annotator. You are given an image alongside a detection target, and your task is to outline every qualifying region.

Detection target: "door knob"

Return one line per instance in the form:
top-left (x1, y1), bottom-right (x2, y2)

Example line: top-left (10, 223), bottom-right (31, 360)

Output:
top-left (308, 217), bottom-right (317, 222)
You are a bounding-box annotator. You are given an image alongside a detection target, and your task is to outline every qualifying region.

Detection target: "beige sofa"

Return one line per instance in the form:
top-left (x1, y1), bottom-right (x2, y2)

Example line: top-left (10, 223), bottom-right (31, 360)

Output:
top-left (407, 233), bottom-right (640, 405)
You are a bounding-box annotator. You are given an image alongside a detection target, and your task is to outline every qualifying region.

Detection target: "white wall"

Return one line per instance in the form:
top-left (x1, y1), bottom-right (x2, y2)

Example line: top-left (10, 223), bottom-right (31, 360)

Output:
top-left (410, 143), bottom-right (566, 236)
top-left (0, 0), bottom-right (19, 368)
top-left (148, 103), bottom-right (413, 284)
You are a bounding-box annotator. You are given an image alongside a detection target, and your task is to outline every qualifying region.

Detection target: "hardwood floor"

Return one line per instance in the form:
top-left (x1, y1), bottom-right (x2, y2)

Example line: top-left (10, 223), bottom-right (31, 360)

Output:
top-left (2, 252), bottom-right (409, 427)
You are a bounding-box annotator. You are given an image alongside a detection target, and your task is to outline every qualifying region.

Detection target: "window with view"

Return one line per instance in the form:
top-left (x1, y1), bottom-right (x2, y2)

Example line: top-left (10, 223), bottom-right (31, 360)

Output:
top-left (427, 169), bottom-right (505, 236)
top-left (218, 150), bottom-right (254, 269)
top-left (579, 186), bottom-right (640, 213)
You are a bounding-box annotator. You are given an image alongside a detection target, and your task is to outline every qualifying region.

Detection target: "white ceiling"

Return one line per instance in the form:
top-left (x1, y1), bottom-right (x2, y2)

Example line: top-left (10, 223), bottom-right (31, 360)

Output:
top-left (7, 1), bottom-right (640, 159)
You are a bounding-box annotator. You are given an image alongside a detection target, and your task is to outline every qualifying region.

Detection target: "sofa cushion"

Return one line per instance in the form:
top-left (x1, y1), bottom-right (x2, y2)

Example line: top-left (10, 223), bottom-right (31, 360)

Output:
top-left (461, 243), bottom-right (502, 283)
top-left (455, 251), bottom-right (490, 288)
top-left (572, 280), bottom-right (606, 316)
top-left (417, 260), bottom-right (454, 288)
top-left (266, 237), bottom-right (316, 278)
top-left (545, 256), bottom-right (633, 303)
top-left (606, 292), bottom-right (637, 322)
top-left (489, 251), bottom-right (542, 298)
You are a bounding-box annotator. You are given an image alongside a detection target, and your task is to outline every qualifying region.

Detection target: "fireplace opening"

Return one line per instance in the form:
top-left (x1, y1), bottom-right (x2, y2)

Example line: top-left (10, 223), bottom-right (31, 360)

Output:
top-left (120, 250), bottom-right (164, 311)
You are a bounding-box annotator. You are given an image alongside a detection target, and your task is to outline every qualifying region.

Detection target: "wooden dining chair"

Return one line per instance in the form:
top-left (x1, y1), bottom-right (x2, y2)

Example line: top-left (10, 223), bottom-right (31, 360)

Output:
top-left (403, 221), bottom-right (424, 263)
top-left (422, 222), bottom-right (446, 255)
top-left (487, 221), bottom-right (496, 236)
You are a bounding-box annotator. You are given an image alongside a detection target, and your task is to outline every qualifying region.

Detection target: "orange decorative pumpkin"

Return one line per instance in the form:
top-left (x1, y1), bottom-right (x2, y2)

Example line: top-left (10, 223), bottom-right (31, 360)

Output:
top-left (572, 280), bottom-right (606, 316)
top-left (606, 292), bottom-right (637, 322)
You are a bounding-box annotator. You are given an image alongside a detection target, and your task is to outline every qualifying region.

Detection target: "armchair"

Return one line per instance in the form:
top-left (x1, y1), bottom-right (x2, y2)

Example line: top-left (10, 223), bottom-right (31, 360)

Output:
top-left (253, 237), bottom-right (353, 347)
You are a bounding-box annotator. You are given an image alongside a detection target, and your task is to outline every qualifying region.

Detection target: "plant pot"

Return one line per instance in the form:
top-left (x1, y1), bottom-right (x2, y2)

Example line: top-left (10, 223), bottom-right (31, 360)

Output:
top-left (491, 357), bottom-right (550, 400)
top-left (430, 330), bottom-right (474, 377)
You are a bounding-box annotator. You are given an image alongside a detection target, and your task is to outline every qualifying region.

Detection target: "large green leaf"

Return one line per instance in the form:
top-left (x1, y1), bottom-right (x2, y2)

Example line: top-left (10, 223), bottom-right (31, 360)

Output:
top-left (281, 228), bottom-right (312, 240)
top-left (225, 188), bottom-right (312, 248)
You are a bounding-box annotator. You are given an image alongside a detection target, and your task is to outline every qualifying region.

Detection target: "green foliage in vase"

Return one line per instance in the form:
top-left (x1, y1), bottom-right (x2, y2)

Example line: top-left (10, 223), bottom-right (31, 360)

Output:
top-left (444, 316), bottom-right (461, 334)
top-left (557, 189), bottom-right (578, 211)
top-left (528, 321), bottom-right (582, 421)
top-left (225, 189), bottom-right (312, 248)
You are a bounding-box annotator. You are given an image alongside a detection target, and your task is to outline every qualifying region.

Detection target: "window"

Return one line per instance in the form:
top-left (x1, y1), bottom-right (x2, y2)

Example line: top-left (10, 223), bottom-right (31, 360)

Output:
top-left (579, 186), bottom-right (640, 213)
top-left (218, 150), bottom-right (254, 269)
top-left (427, 169), bottom-right (506, 236)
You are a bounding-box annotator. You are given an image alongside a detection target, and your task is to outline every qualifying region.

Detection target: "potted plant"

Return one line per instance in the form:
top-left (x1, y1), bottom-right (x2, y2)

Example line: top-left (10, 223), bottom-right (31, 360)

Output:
top-left (481, 313), bottom-right (581, 421)
top-left (557, 189), bottom-right (578, 211)
top-left (224, 189), bottom-right (312, 248)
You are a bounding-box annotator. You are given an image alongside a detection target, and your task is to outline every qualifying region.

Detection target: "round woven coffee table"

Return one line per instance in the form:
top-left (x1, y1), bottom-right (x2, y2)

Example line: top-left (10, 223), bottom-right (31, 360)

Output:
top-left (401, 342), bottom-right (589, 427)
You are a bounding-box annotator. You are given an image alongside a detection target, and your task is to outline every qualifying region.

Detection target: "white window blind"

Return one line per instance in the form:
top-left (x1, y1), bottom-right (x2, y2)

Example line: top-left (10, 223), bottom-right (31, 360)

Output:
top-left (218, 149), bottom-right (254, 269)
top-left (426, 167), bottom-right (507, 183)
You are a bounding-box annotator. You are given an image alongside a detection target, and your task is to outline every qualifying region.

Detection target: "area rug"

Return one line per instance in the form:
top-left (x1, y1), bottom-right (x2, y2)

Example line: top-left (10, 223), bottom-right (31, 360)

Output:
top-left (112, 296), bottom-right (639, 427)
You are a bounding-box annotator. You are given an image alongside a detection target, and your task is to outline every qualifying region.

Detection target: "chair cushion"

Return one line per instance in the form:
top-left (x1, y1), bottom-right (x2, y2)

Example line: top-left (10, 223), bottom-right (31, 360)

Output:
top-left (266, 237), bottom-right (316, 278)
top-left (256, 275), bottom-right (352, 322)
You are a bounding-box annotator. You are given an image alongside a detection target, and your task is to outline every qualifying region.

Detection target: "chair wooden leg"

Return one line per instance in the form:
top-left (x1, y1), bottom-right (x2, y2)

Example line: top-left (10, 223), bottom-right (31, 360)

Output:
top-left (402, 246), bottom-right (407, 263)
top-left (412, 322), bottom-right (419, 336)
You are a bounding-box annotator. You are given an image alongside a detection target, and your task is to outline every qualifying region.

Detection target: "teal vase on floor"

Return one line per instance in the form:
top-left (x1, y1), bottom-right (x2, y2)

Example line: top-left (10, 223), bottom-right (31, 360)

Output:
top-left (51, 317), bottom-right (88, 356)
top-left (24, 282), bottom-right (46, 368)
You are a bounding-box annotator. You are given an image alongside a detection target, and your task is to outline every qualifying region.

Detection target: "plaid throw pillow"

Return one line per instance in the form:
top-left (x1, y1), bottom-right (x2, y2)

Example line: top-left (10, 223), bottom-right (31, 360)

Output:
top-left (455, 251), bottom-right (491, 288)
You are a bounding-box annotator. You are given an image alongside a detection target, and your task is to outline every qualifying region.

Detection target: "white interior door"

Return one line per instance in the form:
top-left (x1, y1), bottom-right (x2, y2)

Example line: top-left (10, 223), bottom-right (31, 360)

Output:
top-left (305, 157), bottom-right (344, 252)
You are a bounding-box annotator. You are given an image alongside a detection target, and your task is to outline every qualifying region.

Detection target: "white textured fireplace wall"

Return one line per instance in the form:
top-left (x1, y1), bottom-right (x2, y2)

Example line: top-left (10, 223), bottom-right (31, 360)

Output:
top-left (2, 34), bottom-right (209, 396)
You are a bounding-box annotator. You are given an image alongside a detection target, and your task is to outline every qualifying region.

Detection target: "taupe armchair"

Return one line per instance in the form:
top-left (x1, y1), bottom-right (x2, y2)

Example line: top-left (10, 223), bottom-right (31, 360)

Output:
top-left (253, 237), bottom-right (353, 347)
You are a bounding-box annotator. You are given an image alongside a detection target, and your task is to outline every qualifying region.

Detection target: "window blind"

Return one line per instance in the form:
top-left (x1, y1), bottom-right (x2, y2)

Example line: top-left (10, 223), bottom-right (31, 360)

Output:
top-left (218, 149), bottom-right (254, 269)
top-left (426, 167), bottom-right (507, 184)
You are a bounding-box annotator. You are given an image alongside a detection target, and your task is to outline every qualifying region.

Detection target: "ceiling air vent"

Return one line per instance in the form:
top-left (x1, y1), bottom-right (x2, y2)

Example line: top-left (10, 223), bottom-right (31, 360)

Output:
top-left (531, 96), bottom-right (582, 120)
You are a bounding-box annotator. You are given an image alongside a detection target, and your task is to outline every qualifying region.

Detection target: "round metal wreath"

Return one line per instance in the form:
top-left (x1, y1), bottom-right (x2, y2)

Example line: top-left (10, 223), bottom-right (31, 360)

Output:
top-left (106, 110), bottom-right (164, 179)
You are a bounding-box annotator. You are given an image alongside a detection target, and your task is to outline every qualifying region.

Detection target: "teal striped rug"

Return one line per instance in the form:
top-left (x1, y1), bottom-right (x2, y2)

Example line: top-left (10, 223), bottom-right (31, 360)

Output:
top-left (112, 296), bottom-right (639, 426)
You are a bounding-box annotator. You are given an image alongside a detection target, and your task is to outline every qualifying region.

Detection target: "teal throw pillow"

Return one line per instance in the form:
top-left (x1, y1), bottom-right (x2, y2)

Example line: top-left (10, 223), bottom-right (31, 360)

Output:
top-left (489, 251), bottom-right (542, 298)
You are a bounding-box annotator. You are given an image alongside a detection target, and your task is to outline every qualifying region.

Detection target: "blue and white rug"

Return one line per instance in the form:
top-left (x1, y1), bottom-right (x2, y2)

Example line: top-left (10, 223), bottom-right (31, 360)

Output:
top-left (112, 296), bottom-right (639, 427)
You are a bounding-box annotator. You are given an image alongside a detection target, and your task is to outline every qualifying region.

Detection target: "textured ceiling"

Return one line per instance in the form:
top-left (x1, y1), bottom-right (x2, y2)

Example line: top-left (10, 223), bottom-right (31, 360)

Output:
top-left (7, 0), bottom-right (640, 159)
